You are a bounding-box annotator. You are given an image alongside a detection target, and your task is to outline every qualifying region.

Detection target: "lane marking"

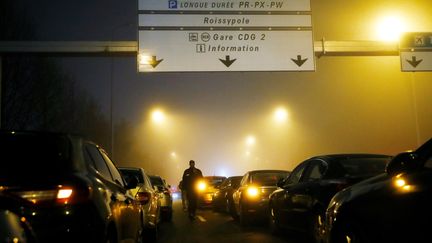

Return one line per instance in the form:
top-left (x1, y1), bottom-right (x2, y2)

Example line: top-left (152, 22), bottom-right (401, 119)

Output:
top-left (196, 215), bottom-right (206, 222)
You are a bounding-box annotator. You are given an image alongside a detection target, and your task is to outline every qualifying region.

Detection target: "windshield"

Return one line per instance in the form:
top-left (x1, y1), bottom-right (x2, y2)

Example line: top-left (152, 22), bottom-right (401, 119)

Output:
top-left (251, 171), bottom-right (290, 186)
top-left (205, 176), bottom-right (226, 187)
top-left (338, 157), bottom-right (391, 177)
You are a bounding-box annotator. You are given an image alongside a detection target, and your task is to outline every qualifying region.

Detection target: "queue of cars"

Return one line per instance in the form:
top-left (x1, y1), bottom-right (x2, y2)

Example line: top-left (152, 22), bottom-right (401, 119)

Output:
top-left (0, 130), bottom-right (173, 243)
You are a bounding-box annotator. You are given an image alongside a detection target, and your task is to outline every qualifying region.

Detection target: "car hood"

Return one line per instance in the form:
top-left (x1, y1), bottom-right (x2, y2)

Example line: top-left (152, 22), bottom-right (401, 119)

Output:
top-left (333, 173), bottom-right (391, 203)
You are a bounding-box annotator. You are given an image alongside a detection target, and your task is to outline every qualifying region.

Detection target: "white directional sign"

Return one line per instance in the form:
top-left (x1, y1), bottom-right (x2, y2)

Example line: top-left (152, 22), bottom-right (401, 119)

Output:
top-left (138, 30), bottom-right (314, 72)
top-left (139, 0), bottom-right (310, 12)
top-left (400, 32), bottom-right (432, 72)
top-left (138, 0), bottom-right (314, 72)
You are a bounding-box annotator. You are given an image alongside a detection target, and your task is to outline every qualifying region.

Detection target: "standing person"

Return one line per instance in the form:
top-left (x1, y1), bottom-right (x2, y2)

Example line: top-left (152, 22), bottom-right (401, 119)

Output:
top-left (182, 160), bottom-right (203, 220)
top-left (178, 180), bottom-right (187, 211)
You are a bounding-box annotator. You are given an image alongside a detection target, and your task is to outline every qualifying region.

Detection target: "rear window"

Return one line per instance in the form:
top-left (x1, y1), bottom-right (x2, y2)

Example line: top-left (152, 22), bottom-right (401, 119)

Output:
top-left (0, 133), bottom-right (71, 178)
top-left (205, 176), bottom-right (226, 186)
top-left (251, 171), bottom-right (290, 186)
top-left (120, 169), bottom-right (144, 184)
top-left (150, 176), bottom-right (164, 186)
top-left (338, 157), bottom-right (390, 177)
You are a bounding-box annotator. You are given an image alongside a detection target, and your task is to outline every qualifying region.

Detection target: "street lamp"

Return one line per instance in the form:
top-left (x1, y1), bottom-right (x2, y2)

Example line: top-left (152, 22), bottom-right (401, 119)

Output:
top-left (245, 135), bottom-right (256, 146)
top-left (151, 109), bottom-right (166, 124)
top-left (273, 107), bottom-right (288, 123)
top-left (375, 15), bottom-right (406, 42)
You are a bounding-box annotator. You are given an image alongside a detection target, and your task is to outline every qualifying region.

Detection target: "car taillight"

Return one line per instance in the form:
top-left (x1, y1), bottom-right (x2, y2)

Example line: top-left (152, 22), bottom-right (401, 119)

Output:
top-left (13, 185), bottom-right (90, 205)
top-left (136, 192), bottom-right (151, 205)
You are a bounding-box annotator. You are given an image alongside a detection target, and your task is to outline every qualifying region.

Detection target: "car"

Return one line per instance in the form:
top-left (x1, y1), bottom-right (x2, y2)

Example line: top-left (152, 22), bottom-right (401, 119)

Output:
top-left (0, 192), bottom-right (38, 243)
top-left (119, 167), bottom-right (161, 242)
top-left (196, 176), bottom-right (226, 207)
top-left (212, 176), bottom-right (243, 216)
top-left (149, 175), bottom-right (173, 221)
top-left (0, 130), bottom-right (143, 242)
top-left (268, 154), bottom-right (391, 242)
top-left (325, 139), bottom-right (432, 243)
top-left (233, 170), bottom-right (290, 225)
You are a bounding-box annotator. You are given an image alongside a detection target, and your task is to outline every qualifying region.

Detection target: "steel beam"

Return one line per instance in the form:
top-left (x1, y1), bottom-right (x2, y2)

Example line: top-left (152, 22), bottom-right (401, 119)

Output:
top-left (0, 40), bottom-right (400, 56)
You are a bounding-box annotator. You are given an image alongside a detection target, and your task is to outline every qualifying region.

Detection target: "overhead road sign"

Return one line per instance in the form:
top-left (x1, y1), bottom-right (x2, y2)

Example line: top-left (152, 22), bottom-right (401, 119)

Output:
top-left (139, 0), bottom-right (311, 12)
top-left (139, 14), bottom-right (311, 28)
top-left (137, 0), bottom-right (313, 72)
top-left (138, 30), bottom-right (314, 72)
top-left (400, 32), bottom-right (432, 72)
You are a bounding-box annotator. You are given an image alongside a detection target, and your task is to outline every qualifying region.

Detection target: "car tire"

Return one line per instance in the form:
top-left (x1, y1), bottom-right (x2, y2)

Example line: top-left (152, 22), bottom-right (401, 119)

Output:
top-left (334, 220), bottom-right (369, 243)
top-left (309, 213), bottom-right (325, 243)
top-left (143, 227), bottom-right (158, 243)
top-left (268, 206), bottom-right (281, 235)
top-left (239, 202), bottom-right (249, 226)
top-left (105, 227), bottom-right (118, 243)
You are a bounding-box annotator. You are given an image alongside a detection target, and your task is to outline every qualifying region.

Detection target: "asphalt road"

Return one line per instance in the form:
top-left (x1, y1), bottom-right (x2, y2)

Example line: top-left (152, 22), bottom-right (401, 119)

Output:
top-left (157, 199), bottom-right (308, 243)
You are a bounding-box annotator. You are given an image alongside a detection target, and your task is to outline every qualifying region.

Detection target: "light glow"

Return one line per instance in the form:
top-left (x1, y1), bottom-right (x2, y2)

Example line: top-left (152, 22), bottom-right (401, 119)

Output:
top-left (274, 107), bottom-right (288, 123)
top-left (151, 109), bottom-right (165, 123)
top-left (246, 186), bottom-right (259, 197)
top-left (57, 189), bottom-right (73, 199)
top-left (375, 15), bottom-right (406, 42)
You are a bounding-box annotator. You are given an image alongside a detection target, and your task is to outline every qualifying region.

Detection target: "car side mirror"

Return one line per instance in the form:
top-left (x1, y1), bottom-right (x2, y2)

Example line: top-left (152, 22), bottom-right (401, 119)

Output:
top-left (276, 178), bottom-right (285, 188)
top-left (386, 152), bottom-right (419, 176)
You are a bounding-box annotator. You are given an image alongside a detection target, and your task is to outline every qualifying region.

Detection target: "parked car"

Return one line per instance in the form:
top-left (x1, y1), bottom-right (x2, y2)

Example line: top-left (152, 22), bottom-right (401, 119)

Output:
top-left (0, 192), bottom-right (38, 243)
top-left (233, 170), bottom-right (290, 225)
top-left (212, 176), bottom-right (243, 216)
top-left (197, 176), bottom-right (226, 207)
top-left (268, 154), bottom-right (392, 242)
top-left (325, 139), bottom-right (432, 243)
top-left (119, 167), bottom-right (161, 242)
top-left (149, 175), bottom-right (173, 221)
top-left (0, 130), bottom-right (143, 242)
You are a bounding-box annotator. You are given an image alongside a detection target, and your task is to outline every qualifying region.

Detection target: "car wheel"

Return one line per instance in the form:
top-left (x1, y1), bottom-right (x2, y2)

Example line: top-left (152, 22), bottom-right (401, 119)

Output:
top-left (225, 198), bottom-right (231, 213)
top-left (334, 221), bottom-right (368, 243)
top-left (143, 227), bottom-right (158, 243)
top-left (239, 202), bottom-right (249, 226)
top-left (309, 213), bottom-right (325, 243)
top-left (105, 227), bottom-right (117, 243)
top-left (268, 206), bottom-right (281, 235)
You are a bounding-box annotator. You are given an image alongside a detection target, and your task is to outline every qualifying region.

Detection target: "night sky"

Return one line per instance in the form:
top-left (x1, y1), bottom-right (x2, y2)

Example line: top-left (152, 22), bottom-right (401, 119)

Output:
top-left (8, 0), bottom-right (432, 185)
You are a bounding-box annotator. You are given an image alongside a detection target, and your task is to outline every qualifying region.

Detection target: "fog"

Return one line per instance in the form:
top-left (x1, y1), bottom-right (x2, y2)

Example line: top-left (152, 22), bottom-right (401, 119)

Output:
top-left (9, 0), bottom-right (432, 186)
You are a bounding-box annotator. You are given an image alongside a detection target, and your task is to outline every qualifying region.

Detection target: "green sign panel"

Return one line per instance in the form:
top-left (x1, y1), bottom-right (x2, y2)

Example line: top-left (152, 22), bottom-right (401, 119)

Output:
top-left (400, 32), bottom-right (432, 49)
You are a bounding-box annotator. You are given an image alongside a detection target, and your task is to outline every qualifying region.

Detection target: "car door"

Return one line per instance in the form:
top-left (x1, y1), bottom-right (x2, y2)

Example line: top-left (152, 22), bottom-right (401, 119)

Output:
top-left (285, 159), bottom-right (328, 230)
top-left (273, 161), bottom-right (308, 228)
top-left (232, 173), bottom-right (249, 215)
top-left (85, 143), bottom-right (140, 242)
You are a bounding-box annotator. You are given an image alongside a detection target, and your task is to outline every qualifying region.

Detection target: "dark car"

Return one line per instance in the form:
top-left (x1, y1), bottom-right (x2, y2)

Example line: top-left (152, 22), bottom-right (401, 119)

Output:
top-left (268, 154), bottom-right (392, 242)
top-left (325, 139), bottom-right (432, 243)
top-left (233, 170), bottom-right (290, 225)
top-left (149, 175), bottom-right (173, 221)
top-left (0, 131), bottom-right (143, 242)
top-left (119, 167), bottom-right (161, 242)
top-left (196, 176), bottom-right (227, 207)
top-left (0, 192), bottom-right (38, 243)
top-left (212, 176), bottom-right (243, 216)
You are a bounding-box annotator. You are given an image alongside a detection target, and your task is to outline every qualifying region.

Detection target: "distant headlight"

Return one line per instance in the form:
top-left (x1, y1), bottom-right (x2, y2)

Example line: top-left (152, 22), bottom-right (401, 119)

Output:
top-left (246, 186), bottom-right (259, 198)
top-left (196, 180), bottom-right (207, 192)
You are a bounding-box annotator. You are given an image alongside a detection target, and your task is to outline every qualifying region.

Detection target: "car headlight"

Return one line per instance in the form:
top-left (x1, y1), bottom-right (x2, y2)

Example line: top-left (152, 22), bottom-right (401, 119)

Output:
top-left (393, 174), bottom-right (415, 192)
top-left (246, 186), bottom-right (259, 198)
top-left (196, 180), bottom-right (207, 192)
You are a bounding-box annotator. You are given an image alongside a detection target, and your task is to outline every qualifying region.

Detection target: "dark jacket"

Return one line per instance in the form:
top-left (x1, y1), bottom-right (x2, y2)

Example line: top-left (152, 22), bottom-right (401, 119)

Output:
top-left (182, 167), bottom-right (203, 192)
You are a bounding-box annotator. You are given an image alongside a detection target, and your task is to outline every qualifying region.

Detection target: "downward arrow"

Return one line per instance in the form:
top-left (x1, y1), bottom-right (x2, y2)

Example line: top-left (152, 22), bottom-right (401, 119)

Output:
top-left (291, 55), bottom-right (308, 67)
top-left (406, 56), bottom-right (423, 68)
top-left (219, 55), bottom-right (236, 67)
top-left (149, 56), bottom-right (163, 68)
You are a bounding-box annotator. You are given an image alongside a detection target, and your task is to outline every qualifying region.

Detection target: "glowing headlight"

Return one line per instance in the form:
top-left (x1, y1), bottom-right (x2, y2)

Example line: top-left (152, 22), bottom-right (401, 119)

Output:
top-left (196, 181), bottom-right (207, 192)
top-left (393, 174), bottom-right (414, 192)
top-left (246, 186), bottom-right (259, 198)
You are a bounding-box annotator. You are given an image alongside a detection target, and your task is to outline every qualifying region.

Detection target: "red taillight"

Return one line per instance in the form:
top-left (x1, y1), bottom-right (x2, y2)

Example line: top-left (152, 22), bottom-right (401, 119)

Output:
top-left (13, 185), bottom-right (90, 205)
top-left (136, 192), bottom-right (151, 205)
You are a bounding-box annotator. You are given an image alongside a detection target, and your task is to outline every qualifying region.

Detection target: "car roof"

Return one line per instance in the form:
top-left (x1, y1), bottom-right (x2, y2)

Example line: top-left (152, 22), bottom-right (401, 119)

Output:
top-left (309, 154), bottom-right (392, 160)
